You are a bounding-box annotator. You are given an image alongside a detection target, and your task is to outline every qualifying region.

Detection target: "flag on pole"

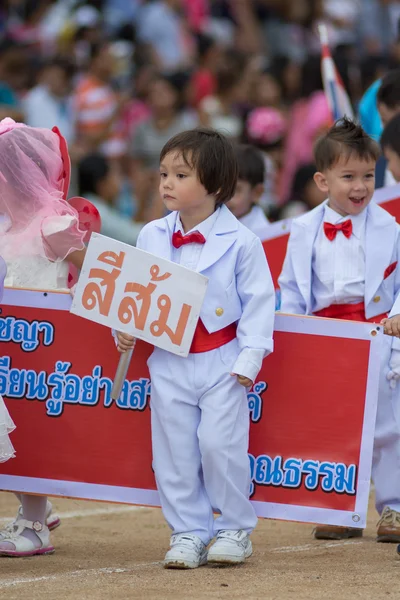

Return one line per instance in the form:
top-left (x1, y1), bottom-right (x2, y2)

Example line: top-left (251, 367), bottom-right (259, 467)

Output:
top-left (319, 24), bottom-right (354, 122)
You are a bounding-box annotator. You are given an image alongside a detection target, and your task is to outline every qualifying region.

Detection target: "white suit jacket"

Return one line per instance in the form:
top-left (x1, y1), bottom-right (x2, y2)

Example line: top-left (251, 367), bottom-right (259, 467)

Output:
top-left (137, 205), bottom-right (275, 381)
top-left (279, 201), bottom-right (400, 327)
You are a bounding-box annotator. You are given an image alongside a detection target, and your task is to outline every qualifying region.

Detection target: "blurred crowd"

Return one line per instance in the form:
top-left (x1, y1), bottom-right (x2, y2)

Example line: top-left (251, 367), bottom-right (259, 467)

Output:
top-left (1, 0), bottom-right (400, 241)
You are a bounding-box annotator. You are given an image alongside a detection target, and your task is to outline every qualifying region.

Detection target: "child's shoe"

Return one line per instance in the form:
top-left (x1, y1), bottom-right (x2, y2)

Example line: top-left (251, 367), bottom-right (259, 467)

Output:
top-left (0, 503), bottom-right (60, 541)
top-left (377, 507), bottom-right (400, 542)
top-left (207, 530), bottom-right (252, 565)
top-left (0, 519), bottom-right (54, 557)
top-left (164, 533), bottom-right (207, 569)
top-left (313, 525), bottom-right (363, 540)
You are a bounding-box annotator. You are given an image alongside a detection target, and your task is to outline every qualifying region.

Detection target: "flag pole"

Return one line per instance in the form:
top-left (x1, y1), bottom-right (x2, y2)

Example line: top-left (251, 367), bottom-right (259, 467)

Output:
top-left (318, 23), bottom-right (329, 46)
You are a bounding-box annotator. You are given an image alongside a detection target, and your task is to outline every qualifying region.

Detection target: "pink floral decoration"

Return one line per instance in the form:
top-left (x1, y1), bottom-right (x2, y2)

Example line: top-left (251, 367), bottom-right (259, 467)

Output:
top-left (246, 108), bottom-right (287, 145)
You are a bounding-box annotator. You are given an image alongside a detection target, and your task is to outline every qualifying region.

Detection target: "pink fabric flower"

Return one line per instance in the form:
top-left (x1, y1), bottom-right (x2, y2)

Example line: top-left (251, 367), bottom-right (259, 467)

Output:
top-left (246, 108), bottom-right (287, 145)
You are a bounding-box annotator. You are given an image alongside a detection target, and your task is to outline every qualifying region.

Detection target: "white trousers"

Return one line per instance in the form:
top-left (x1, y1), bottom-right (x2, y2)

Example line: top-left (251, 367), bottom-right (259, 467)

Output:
top-left (373, 335), bottom-right (400, 514)
top-left (148, 339), bottom-right (257, 544)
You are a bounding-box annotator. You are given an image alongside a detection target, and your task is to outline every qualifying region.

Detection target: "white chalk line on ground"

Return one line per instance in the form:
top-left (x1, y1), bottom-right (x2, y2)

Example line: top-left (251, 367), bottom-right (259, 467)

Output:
top-left (0, 539), bottom-right (365, 589)
top-left (0, 565), bottom-right (161, 589)
top-left (270, 540), bottom-right (364, 553)
top-left (0, 504), bottom-right (149, 526)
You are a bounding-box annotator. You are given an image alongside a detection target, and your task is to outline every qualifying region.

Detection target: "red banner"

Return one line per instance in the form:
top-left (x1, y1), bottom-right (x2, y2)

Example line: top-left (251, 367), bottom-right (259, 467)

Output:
top-left (0, 290), bottom-right (381, 527)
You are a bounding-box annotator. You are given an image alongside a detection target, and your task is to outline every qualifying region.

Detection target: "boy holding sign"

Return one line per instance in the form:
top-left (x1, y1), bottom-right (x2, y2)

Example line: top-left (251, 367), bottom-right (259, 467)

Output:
top-left (279, 117), bottom-right (400, 542)
top-left (117, 128), bottom-right (275, 568)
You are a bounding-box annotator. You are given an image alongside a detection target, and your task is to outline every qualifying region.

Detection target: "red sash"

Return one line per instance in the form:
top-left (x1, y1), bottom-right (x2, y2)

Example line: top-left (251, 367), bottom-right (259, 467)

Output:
top-left (190, 319), bottom-right (237, 353)
top-left (313, 301), bottom-right (388, 324)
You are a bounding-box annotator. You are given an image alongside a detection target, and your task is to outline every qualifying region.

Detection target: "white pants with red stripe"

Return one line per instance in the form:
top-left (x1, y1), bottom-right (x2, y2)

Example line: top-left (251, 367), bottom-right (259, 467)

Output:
top-left (373, 335), bottom-right (400, 514)
top-left (148, 339), bottom-right (257, 545)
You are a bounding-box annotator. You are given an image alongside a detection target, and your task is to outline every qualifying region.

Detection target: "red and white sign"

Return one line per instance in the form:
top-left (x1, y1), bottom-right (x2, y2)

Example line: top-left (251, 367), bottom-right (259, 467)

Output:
top-left (71, 233), bottom-right (208, 356)
top-left (263, 183), bottom-right (400, 288)
top-left (0, 289), bottom-right (381, 528)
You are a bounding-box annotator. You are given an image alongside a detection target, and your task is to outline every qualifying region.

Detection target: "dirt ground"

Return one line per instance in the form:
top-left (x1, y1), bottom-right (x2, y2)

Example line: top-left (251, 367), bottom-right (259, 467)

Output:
top-left (0, 492), bottom-right (399, 600)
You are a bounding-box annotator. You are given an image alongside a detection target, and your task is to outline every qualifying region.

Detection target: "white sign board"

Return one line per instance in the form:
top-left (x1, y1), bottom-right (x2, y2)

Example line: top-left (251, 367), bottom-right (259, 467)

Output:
top-left (70, 233), bottom-right (208, 356)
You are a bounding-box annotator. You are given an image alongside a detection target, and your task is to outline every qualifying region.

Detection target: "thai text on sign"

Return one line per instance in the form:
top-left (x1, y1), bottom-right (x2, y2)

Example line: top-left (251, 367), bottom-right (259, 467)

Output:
top-left (70, 233), bottom-right (208, 356)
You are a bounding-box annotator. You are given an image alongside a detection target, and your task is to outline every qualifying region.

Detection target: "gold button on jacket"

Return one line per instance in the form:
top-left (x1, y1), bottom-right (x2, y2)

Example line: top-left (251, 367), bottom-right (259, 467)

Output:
top-left (373, 296), bottom-right (381, 303)
top-left (215, 307), bottom-right (224, 316)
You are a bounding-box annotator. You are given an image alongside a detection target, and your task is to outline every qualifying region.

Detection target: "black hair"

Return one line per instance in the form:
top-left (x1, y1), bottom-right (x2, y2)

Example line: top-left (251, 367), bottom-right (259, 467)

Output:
top-left (160, 128), bottom-right (238, 206)
top-left (381, 113), bottom-right (400, 156)
top-left (78, 153), bottom-right (109, 196)
top-left (291, 164), bottom-right (317, 202)
top-left (314, 117), bottom-right (380, 172)
top-left (235, 144), bottom-right (265, 187)
top-left (377, 69), bottom-right (400, 109)
top-left (196, 33), bottom-right (216, 60)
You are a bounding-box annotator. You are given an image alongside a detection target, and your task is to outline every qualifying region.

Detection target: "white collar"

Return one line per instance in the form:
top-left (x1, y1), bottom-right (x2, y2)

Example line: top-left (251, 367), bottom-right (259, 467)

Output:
top-left (175, 207), bottom-right (221, 240)
top-left (324, 203), bottom-right (367, 240)
top-left (240, 205), bottom-right (266, 226)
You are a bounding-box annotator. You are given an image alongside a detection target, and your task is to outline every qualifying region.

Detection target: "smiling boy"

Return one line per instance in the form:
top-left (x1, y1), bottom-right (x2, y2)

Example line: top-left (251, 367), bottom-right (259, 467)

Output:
top-left (279, 117), bottom-right (400, 542)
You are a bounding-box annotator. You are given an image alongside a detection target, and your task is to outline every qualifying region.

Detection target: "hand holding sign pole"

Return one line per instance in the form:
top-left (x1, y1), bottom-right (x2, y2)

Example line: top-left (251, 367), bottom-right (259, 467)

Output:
top-left (111, 347), bottom-right (134, 400)
top-left (70, 233), bottom-right (208, 400)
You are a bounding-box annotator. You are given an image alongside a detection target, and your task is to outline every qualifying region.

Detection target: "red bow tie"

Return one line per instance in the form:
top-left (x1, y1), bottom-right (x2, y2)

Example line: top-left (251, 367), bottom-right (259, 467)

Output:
top-left (172, 230), bottom-right (206, 249)
top-left (323, 219), bottom-right (353, 241)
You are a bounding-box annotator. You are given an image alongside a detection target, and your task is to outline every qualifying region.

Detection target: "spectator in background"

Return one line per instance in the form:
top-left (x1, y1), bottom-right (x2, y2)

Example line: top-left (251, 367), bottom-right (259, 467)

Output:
top-left (227, 143), bottom-right (270, 240)
top-left (278, 163), bottom-right (326, 220)
top-left (280, 55), bottom-right (331, 204)
top-left (136, 0), bottom-right (195, 72)
top-left (0, 40), bottom-right (26, 121)
top-left (244, 106), bottom-right (287, 213)
top-left (78, 152), bottom-right (143, 244)
top-left (377, 68), bottom-right (400, 127)
top-left (74, 41), bottom-right (127, 161)
top-left (23, 58), bottom-right (75, 143)
top-left (252, 64), bottom-right (284, 110)
top-left (130, 72), bottom-right (198, 222)
top-left (358, 0), bottom-right (400, 56)
top-left (381, 111), bottom-right (400, 184)
top-left (188, 33), bottom-right (221, 109)
top-left (198, 61), bottom-right (244, 138)
top-left (121, 64), bottom-right (153, 141)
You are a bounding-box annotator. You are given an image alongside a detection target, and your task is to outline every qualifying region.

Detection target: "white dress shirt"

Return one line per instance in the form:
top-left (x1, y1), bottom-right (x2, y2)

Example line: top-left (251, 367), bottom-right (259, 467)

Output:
top-left (172, 208), bottom-right (220, 271)
top-left (312, 204), bottom-right (367, 312)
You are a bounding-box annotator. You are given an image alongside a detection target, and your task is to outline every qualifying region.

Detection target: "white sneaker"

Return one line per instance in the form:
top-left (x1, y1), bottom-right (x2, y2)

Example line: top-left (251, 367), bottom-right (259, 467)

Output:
top-left (164, 534), bottom-right (208, 569)
top-left (207, 530), bottom-right (252, 565)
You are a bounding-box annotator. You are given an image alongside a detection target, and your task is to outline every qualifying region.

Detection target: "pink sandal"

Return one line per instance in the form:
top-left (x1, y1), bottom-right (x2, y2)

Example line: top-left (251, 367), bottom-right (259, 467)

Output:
top-left (0, 504), bottom-right (61, 541)
top-left (0, 519), bottom-right (54, 557)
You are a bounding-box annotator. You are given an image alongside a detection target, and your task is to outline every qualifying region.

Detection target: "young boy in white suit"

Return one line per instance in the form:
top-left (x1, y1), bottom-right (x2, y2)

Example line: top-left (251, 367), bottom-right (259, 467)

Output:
top-left (116, 128), bottom-right (275, 568)
top-left (227, 144), bottom-right (270, 240)
top-left (279, 117), bottom-right (400, 542)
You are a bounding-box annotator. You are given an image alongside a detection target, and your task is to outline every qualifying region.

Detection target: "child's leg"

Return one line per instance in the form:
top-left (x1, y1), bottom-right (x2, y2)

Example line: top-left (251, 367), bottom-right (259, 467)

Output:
top-left (2, 494), bottom-right (59, 531)
top-left (0, 494), bottom-right (52, 556)
top-left (197, 345), bottom-right (257, 535)
top-left (149, 349), bottom-right (215, 545)
top-left (373, 337), bottom-right (400, 541)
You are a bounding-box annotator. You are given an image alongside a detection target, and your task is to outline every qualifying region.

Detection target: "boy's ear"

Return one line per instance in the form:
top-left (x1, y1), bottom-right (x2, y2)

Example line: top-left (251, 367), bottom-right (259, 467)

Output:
top-left (251, 183), bottom-right (264, 203)
top-left (313, 172), bottom-right (329, 194)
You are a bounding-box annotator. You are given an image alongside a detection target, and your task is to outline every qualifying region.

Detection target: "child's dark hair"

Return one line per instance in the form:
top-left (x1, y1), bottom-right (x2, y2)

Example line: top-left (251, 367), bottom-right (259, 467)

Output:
top-left (160, 128), bottom-right (238, 205)
top-left (291, 164), bottom-right (317, 203)
top-left (78, 153), bottom-right (109, 196)
top-left (314, 117), bottom-right (380, 172)
top-left (381, 113), bottom-right (400, 156)
top-left (235, 144), bottom-right (265, 188)
top-left (377, 69), bottom-right (400, 109)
